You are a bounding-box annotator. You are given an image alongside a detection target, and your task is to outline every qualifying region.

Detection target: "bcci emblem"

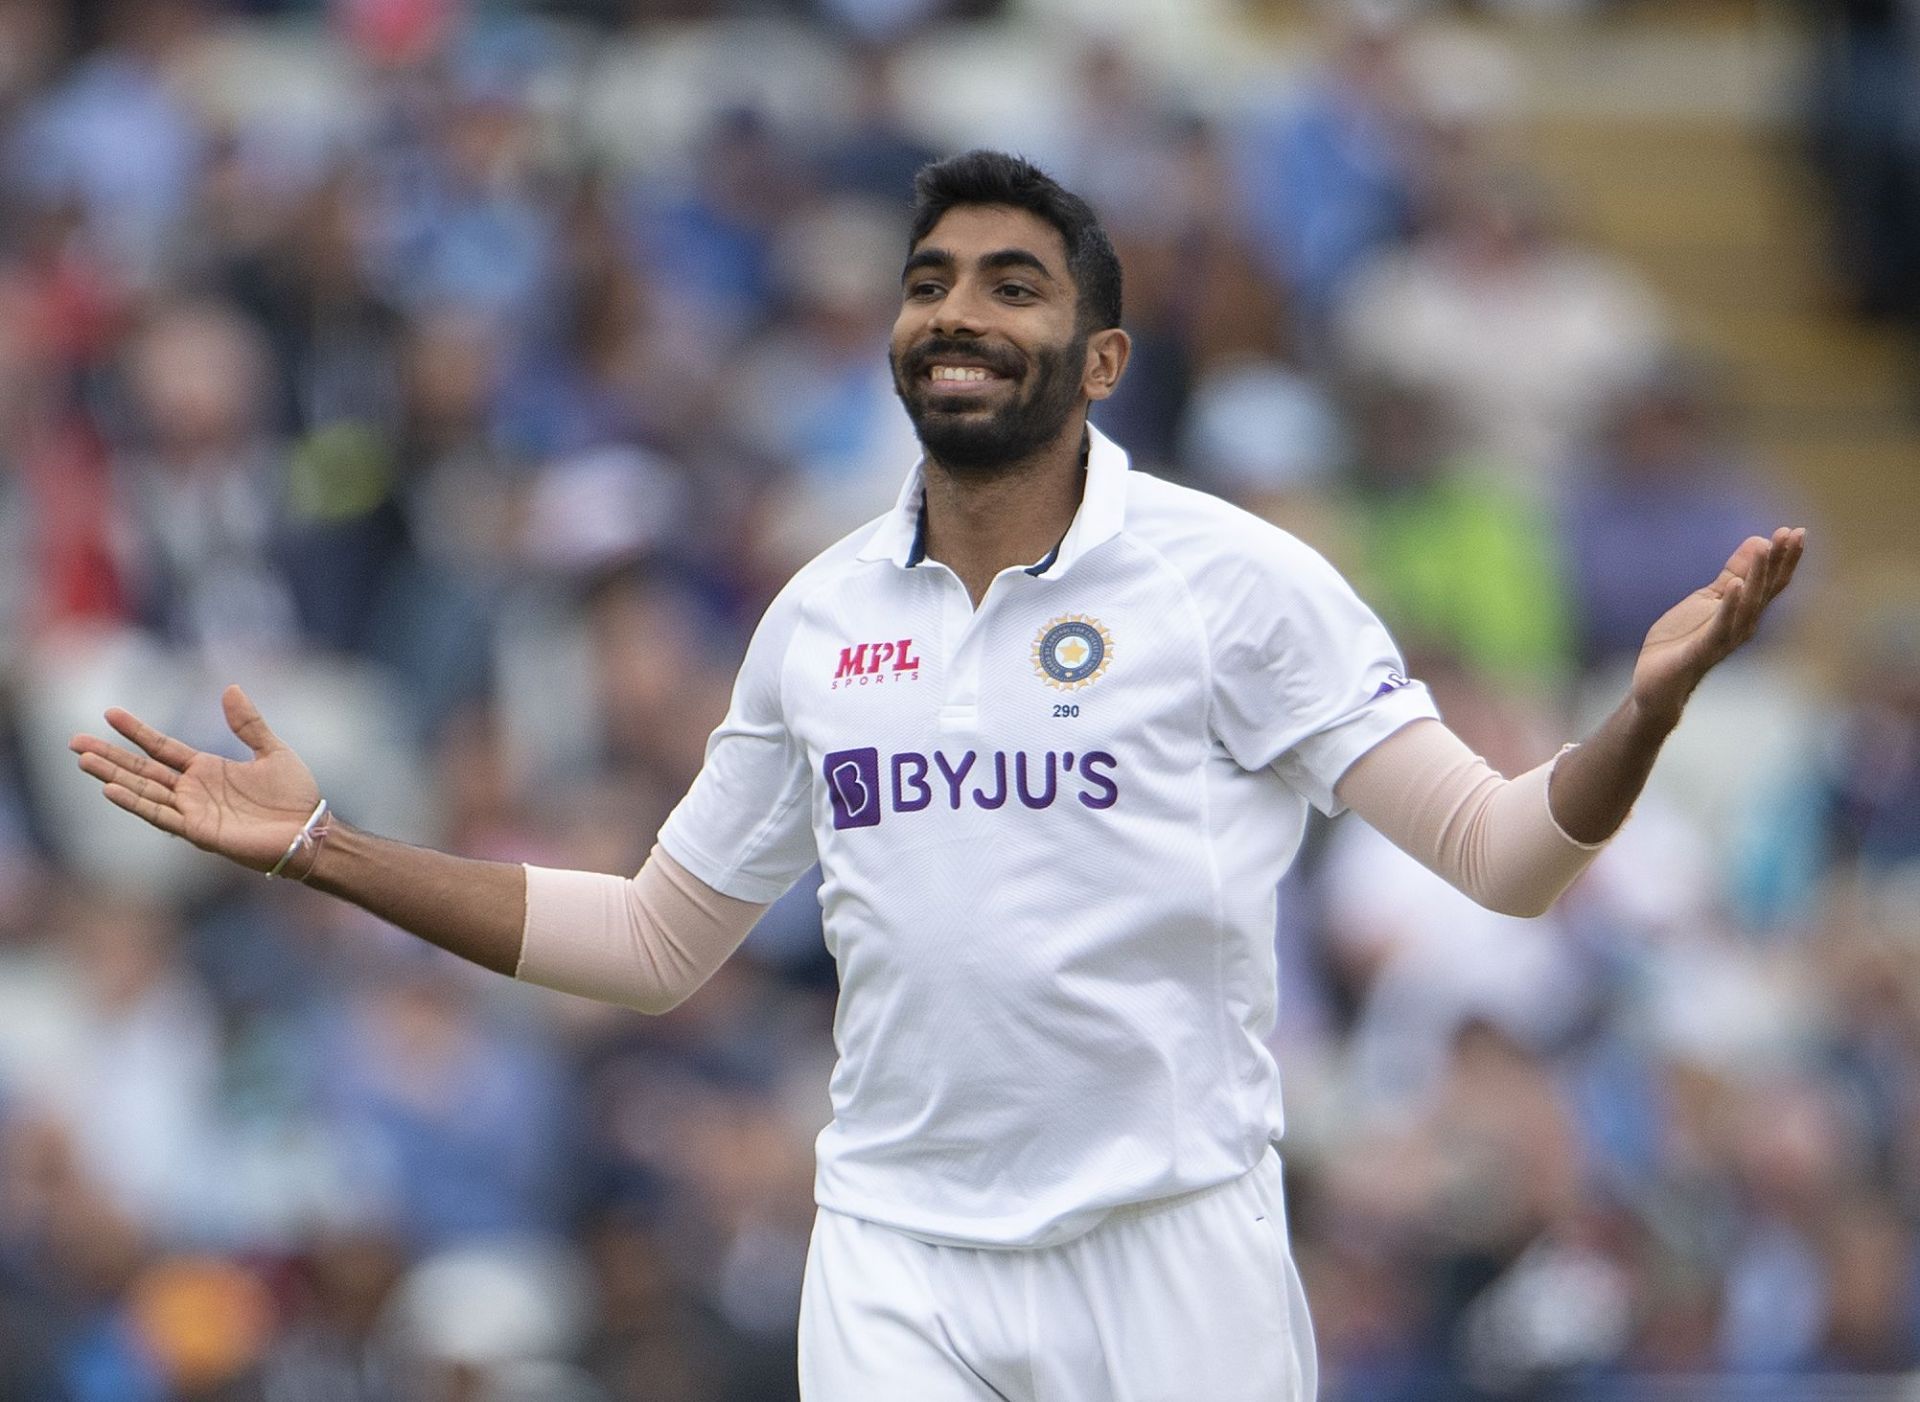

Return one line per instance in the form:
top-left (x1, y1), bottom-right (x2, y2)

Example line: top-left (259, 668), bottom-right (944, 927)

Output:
top-left (1032, 614), bottom-right (1114, 690)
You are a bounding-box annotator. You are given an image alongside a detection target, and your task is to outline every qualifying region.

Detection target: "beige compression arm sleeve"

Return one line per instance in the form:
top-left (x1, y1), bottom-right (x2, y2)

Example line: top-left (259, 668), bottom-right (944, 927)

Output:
top-left (1333, 718), bottom-right (1609, 919)
top-left (516, 846), bottom-right (769, 1014)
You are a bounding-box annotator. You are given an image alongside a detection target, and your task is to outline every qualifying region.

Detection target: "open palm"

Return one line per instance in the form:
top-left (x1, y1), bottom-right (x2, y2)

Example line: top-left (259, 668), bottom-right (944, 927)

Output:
top-left (69, 685), bottom-right (321, 873)
top-left (1632, 526), bottom-right (1806, 720)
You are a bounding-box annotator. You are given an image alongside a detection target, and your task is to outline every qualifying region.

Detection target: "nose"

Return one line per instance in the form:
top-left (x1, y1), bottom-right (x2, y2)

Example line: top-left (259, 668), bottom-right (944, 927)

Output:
top-left (928, 281), bottom-right (989, 338)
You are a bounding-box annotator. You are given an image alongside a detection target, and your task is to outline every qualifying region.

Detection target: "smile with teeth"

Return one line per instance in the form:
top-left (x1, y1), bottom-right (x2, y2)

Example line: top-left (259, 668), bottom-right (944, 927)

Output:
top-left (929, 365), bottom-right (1005, 382)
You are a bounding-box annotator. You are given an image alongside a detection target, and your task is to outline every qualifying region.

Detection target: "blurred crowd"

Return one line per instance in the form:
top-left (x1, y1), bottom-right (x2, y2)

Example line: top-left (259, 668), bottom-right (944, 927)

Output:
top-left (1802, 0), bottom-right (1920, 335)
top-left (0, 0), bottom-right (1916, 1399)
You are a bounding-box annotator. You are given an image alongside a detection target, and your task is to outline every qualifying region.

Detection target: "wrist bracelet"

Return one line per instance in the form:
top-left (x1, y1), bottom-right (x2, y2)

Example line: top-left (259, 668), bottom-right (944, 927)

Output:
top-left (266, 799), bottom-right (331, 881)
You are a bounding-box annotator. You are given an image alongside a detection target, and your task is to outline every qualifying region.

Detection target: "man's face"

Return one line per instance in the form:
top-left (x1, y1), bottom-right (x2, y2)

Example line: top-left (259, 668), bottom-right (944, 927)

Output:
top-left (889, 204), bottom-right (1092, 476)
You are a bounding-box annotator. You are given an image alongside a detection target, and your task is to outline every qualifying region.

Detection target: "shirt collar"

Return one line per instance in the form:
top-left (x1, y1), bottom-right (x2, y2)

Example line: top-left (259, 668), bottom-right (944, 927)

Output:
top-left (855, 423), bottom-right (1132, 576)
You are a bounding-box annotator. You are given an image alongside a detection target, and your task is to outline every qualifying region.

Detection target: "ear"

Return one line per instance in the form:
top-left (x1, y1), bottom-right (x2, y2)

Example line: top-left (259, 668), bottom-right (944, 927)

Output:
top-left (1082, 327), bottom-right (1132, 402)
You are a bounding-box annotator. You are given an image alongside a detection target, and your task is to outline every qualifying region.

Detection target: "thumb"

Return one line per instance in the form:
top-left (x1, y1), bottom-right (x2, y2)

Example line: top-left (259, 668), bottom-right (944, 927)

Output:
top-left (222, 684), bottom-right (282, 758)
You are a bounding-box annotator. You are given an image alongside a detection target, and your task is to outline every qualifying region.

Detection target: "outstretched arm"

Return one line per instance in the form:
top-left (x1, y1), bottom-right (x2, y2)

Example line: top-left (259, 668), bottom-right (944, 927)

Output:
top-left (1337, 527), bottom-right (1805, 914)
top-left (70, 685), bottom-right (529, 973)
top-left (70, 685), bottom-right (769, 1008)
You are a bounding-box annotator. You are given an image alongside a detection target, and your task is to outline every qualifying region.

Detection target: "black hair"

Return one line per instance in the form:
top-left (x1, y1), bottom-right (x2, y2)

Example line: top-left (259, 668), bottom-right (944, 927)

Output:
top-left (908, 150), bottom-right (1123, 333)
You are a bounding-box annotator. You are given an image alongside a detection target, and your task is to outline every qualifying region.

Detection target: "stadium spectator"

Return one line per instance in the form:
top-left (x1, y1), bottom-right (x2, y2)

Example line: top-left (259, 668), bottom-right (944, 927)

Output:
top-left (1231, 13), bottom-right (1431, 328)
top-left (6, 0), bottom-right (209, 286)
top-left (1560, 358), bottom-right (1793, 671)
top-left (1332, 375), bottom-right (1572, 694)
top-left (1802, 0), bottom-right (1920, 324)
top-left (1333, 163), bottom-right (1666, 480)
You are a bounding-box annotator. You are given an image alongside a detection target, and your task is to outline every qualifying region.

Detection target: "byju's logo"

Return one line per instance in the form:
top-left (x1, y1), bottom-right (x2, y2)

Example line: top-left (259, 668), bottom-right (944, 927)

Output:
top-left (822, 747), bottom-right (1118, 831)
top-left (824, 748), bottom-right (883, 829)
top-left (831, 638), bottom-right (922, 691)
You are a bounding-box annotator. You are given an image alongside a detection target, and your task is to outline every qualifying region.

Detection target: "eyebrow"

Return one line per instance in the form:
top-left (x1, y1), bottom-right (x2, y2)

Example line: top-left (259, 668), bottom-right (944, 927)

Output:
top-left (901, 246), bottom-right (1060, 285)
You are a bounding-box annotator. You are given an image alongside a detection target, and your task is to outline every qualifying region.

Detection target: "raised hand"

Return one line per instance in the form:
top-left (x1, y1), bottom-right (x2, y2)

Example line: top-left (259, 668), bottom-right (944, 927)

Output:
top-left (1631, 526), bottom-right (1806, 723)
top-left (69, 685), bottom-right (322, 873)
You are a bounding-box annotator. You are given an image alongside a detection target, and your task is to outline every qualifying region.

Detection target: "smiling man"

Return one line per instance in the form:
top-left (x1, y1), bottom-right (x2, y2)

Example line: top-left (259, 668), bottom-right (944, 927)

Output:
top-left (71, 150), bottom-right (1803, 1401)
top-left (892, 199), bottom-right (1116, 476)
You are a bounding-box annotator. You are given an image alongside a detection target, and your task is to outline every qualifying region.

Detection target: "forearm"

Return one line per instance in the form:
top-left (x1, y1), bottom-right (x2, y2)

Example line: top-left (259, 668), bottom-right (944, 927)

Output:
top-left (1546, 695), bottom-right (1680, 845)
top-left (516, 845), bottom-right (766, 1013)
top-left (302, 821), bottom-right (526, 976)
top-left (1337, 719), bottom-right (1605, 918)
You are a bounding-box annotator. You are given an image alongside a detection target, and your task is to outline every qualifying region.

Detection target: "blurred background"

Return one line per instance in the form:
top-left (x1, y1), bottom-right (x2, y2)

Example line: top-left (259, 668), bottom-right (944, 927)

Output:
top-left (0, 0), bottom-right (1917, 1397)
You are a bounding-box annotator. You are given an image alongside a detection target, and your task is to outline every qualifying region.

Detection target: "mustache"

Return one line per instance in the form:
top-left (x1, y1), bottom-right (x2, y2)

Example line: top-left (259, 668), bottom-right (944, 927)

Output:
top-left (901, 338), bottom-right (1025, 381)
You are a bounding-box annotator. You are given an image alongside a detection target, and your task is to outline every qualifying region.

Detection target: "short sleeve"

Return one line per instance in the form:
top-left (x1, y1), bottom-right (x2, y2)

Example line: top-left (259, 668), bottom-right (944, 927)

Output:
top-left (657, 586), bottom-right (818, 903)
top-left (1207, 528), bottom-right (1440, 816)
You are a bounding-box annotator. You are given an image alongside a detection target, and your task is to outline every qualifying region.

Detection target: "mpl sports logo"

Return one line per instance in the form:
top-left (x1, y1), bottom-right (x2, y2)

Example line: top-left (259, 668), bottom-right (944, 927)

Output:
top-left (824, 746), bottom-right (1118, 830)
top-left (831, 638), bottom-right (922, 690)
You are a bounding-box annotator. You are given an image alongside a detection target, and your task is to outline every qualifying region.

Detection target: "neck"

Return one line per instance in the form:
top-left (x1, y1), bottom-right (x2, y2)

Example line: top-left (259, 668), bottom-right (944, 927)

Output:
top-left (921, 418), bottom-right (1089, 606)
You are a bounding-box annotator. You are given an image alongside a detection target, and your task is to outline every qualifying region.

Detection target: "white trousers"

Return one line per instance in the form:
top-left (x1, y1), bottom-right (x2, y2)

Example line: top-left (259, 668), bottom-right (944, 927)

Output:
top-left (798, 1149), bottom-right (1317, 1402)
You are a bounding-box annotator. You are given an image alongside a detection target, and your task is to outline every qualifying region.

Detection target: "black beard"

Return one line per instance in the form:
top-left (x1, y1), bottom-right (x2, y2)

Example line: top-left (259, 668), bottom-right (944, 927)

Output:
top-left (892, 331), bottom-right (1088, 478)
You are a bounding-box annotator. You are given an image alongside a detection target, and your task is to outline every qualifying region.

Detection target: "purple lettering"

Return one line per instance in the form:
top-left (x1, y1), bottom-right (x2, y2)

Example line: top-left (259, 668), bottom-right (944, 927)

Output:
top-left (971, 751), bottom-right (1008, 809)
top-left (934, 750), bottom-right (976, 809)
top-left (892, 752), bottom-right (931, 812)
top-left (1016, 751), bottom-right (1057, 809)
top-left (1078, 752), bottom-right (1118, 809)
top-left (824, 748), bottom-right (882, 830)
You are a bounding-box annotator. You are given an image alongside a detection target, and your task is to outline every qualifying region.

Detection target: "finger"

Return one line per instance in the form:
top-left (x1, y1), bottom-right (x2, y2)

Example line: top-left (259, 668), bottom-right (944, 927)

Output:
top-left (1704, 576), bottom-right (1746, 652)
top-left (77, 753), bottom-right (178, 808)
top-left (1721, 535), bottom-right (1779, 641)
top-left (1749, 530), bottom-right (1787, 611)
top-left (105, 708), bottom-right (198, 770)
top-left (68, 735), bottom-right (180, 790)
top-left (1765, 527), bottom-right (1806, 603)
top-left (221, 684), bottom-right (281, 759)
top-left (1739, 530), bottom-right (1799, 631)
top-left (102, 782), bottom-right (187, 838)
top-left (1750, 533), bottom-right (1780, 604)
top-left (1734, 531), bottom-right (1804, 638)
top-left (1732, 554), bottom-right (1771, 638)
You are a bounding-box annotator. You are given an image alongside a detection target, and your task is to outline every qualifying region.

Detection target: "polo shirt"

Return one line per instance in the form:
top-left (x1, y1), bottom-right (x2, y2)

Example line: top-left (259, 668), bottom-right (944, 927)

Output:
top-left (658, 425), bottom-right (1438, 1248)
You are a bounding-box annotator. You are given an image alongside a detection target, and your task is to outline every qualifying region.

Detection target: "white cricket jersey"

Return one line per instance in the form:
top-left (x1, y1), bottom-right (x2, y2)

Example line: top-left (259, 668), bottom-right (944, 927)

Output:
top-left (658, 426), bottom-right (1437, 1248)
